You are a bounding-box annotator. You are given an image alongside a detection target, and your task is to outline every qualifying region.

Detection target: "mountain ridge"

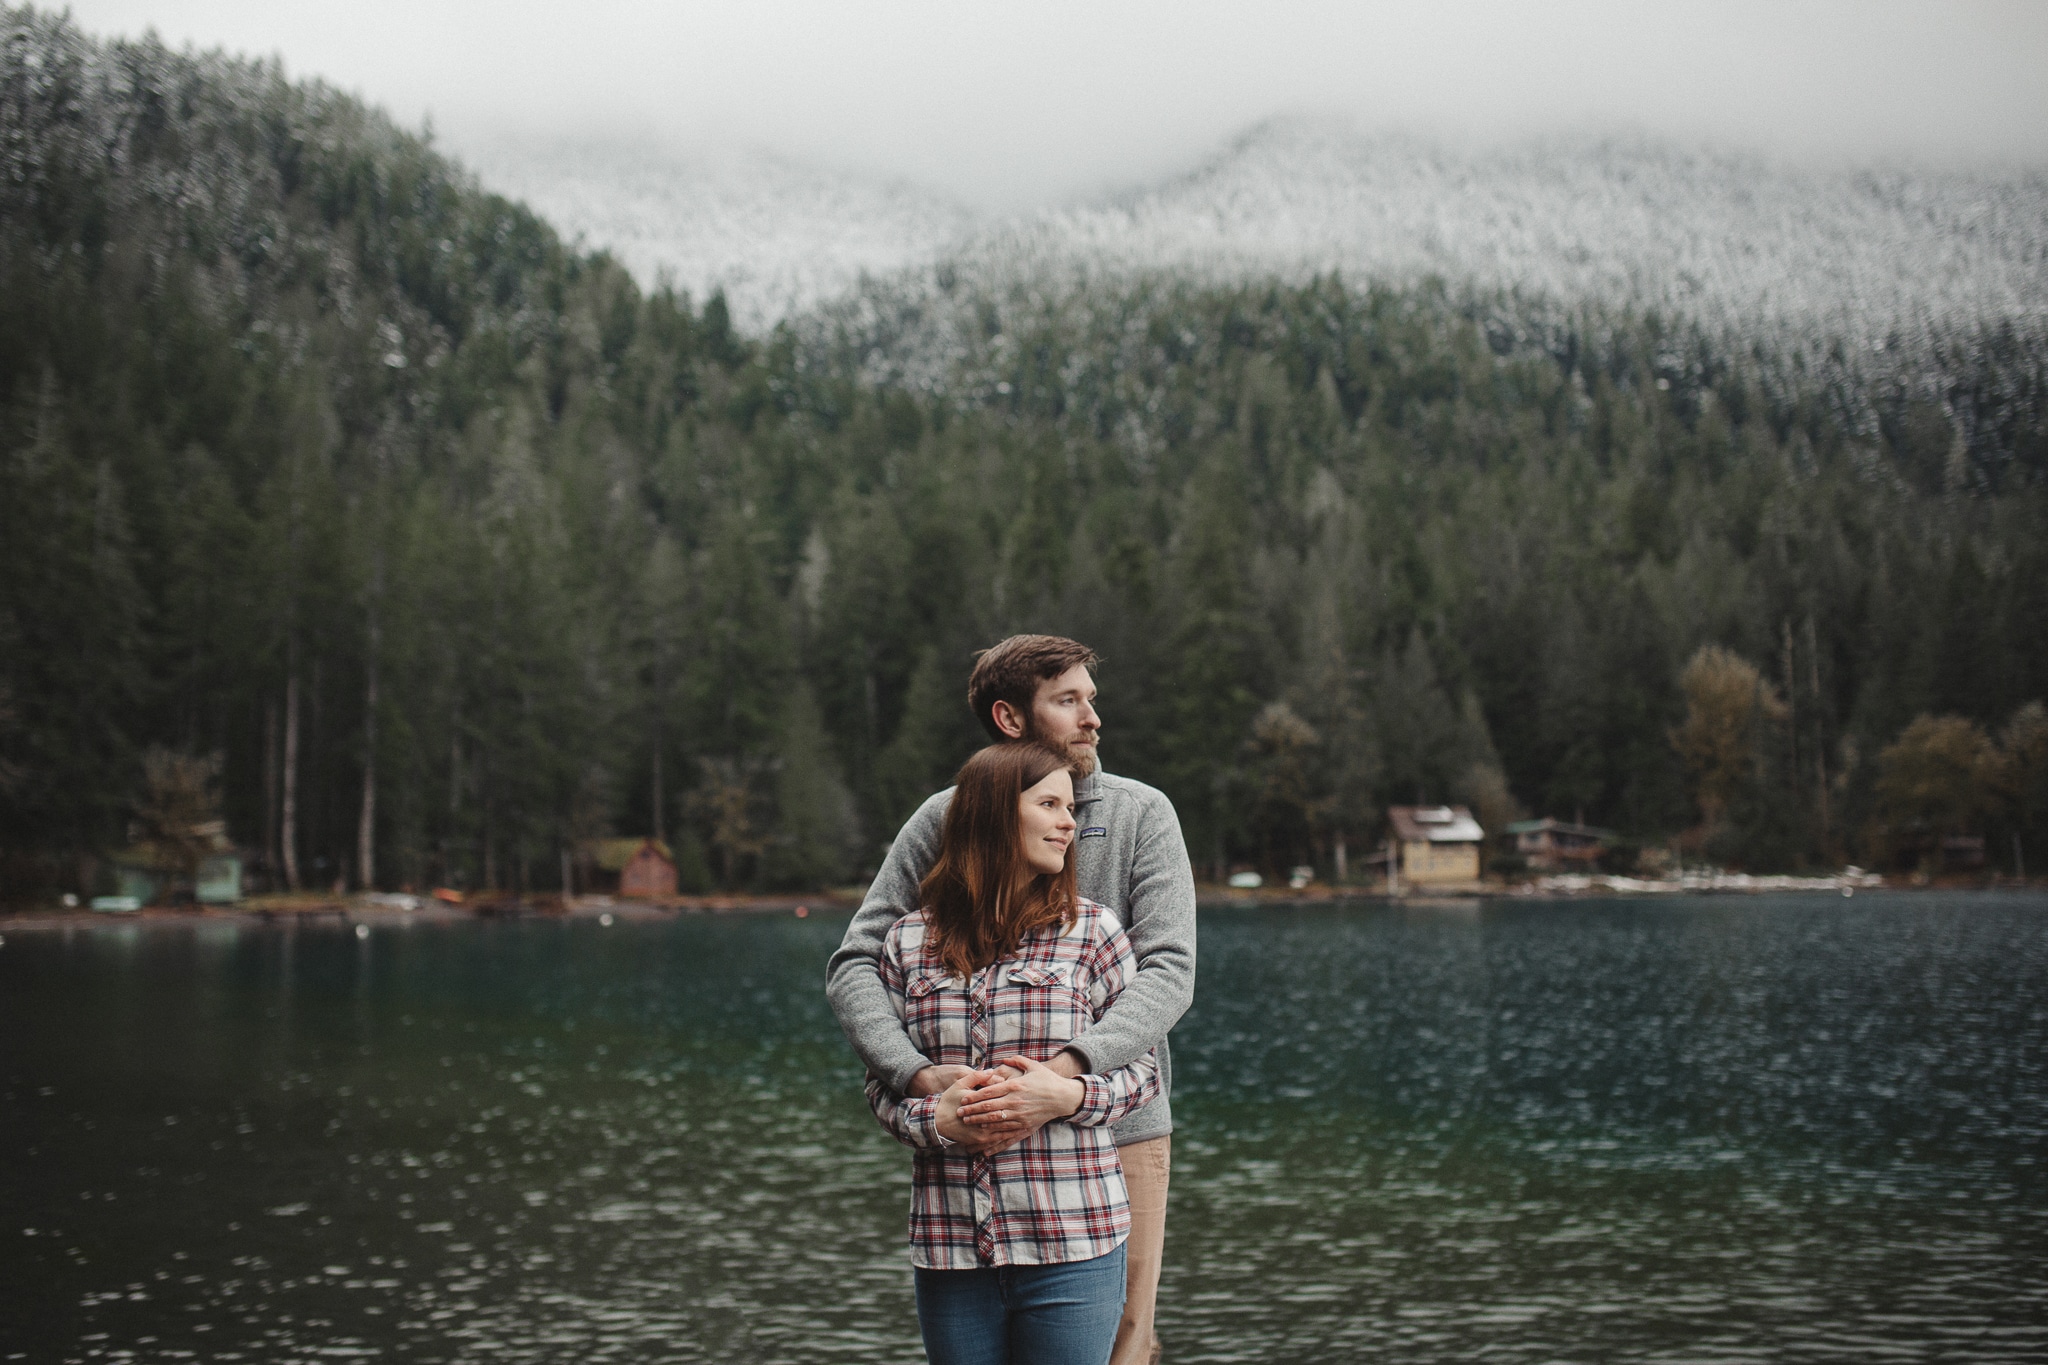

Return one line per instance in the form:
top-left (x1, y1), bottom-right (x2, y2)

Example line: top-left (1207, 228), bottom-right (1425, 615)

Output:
top-left (456, 113), bottom-right (2048, 361)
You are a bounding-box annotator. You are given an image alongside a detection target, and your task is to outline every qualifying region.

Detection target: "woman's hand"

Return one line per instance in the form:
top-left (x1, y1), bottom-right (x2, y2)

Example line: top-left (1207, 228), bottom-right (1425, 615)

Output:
top-left (957, 1053), bottom-right (1086, 1138)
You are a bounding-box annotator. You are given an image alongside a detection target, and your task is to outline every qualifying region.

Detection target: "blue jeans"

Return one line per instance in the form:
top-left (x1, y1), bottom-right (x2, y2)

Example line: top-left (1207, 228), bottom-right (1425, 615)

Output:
top-left (914, 1244), bottom-right (1127, 1365)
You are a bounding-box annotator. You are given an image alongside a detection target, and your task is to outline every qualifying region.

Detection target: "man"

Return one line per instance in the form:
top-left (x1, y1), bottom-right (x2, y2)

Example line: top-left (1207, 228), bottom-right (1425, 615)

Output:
top-left (828, 634), bottom-right (1197, 1365)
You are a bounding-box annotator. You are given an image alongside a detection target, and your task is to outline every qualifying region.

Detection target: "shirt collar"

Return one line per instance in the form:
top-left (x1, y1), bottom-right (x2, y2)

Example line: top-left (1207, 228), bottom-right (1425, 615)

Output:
top-left (1074, 768), bottom-right (1103, 804)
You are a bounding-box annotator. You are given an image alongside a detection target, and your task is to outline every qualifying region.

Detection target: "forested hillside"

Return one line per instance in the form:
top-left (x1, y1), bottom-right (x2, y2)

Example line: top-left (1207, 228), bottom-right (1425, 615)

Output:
top-left (3, 8), bottom-right (2044, 898)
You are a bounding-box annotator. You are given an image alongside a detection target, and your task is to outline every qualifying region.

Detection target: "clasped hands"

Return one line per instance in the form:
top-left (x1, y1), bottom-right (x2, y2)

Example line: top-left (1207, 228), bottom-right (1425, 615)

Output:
top-left (913, 1051), bottom-right (1086, 1154)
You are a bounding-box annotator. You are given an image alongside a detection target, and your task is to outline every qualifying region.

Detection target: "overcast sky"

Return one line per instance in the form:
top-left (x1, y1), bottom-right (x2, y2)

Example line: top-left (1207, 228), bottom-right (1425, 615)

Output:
top-left (61, 0), bottom-right (2048, 207)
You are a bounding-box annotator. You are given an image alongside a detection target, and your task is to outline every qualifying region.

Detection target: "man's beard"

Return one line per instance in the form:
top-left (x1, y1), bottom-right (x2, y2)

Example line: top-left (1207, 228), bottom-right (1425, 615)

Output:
top-left (1025, 722), bottom-right (1098, 776)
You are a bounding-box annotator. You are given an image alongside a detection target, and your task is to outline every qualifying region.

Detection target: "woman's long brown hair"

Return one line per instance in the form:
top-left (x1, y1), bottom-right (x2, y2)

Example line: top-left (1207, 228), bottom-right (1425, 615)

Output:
top-left (918, 742), bottom-right (1079, 980)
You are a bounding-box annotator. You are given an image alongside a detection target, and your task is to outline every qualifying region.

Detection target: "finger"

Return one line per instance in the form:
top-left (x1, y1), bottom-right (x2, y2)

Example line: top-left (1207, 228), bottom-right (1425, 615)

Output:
top-left (994, 1054), bottom-right (1045, 1073)
top-left (960, 1101), bottom-right (1029, 1123)
top-left (965, 1079), bottom-right (1026, 1101)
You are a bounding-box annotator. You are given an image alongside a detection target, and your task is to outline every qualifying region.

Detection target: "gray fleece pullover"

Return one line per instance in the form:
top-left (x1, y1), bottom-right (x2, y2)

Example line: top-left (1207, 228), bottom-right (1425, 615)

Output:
top-left (826, 768), bottom-right (1197, 1145)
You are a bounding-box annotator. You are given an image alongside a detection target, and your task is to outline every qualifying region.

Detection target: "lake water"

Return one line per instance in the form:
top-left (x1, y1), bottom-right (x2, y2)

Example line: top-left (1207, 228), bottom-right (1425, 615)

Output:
top-left (3, 895), bottom-right (2045, 1364)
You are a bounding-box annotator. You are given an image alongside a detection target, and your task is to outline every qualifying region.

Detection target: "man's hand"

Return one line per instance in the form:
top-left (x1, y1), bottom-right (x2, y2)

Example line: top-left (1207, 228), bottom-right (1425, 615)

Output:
top-left (956, 1051), bottom-right (1087, 1141)
top-left (908, 1064), bottom-right (976, 1099)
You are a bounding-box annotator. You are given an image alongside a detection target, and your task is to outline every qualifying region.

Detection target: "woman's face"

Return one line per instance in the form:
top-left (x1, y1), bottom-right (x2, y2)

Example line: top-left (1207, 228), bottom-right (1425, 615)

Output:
top-left (1017, 768), bottom-right (1077, 877)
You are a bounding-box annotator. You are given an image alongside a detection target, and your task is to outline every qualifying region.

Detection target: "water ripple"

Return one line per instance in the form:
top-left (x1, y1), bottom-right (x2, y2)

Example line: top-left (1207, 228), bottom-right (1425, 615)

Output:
top-left (2, 894), bottom-right (2044, 1362)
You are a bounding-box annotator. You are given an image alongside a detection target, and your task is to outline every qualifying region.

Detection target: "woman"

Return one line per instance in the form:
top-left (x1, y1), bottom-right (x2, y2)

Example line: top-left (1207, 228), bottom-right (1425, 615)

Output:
top-left (866, 742), bottom-right (1160, 1365)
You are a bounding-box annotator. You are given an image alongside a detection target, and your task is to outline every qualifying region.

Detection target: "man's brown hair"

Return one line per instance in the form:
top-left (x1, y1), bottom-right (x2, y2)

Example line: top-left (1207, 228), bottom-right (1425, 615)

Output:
top-left (918, 742), bottom-right (1079, 979)
top-left (968, 635), bottom-right (1099, 742)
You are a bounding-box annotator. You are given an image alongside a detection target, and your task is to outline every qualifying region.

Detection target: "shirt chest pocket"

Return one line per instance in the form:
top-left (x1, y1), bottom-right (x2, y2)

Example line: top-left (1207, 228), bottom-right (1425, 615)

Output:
top-left (904, 971), bottom-right (968, 1056)
top-left (991, 964), bottom-right (1092, 1050)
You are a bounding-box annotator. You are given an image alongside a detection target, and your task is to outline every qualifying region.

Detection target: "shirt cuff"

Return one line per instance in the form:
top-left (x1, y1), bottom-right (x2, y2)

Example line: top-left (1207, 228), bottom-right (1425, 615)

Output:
top-left (900, 1094), bottom-right (946, 1146)
top-left (1070, 1074), bottom-right (1116, 1126)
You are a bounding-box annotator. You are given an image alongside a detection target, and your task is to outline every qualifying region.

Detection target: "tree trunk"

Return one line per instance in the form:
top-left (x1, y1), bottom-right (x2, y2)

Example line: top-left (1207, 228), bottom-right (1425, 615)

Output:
top-left (1806, 615), bottom-right (1829, 851)
top-left (446, 707), bottom-right (459, 888)
top-left (1816, 751), bottom-right (1830, 849)
top-left (651, 742), bottom-right (664, 845)
top-left (281, 668), bottom-right (301, 891)
top-left (1782, 618), bottom-right (1798, 787)
top-left (263, 696), bottom-right (278, 884)
top-left (357, 590), bottom-right (381, 891)
top-left (282, 409), bottom-right (305, 893)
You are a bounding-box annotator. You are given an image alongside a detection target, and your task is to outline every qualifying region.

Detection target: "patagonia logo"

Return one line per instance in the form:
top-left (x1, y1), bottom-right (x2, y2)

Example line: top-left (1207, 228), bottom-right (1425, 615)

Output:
top-left (1080, 827), bottom-right (1108, 839)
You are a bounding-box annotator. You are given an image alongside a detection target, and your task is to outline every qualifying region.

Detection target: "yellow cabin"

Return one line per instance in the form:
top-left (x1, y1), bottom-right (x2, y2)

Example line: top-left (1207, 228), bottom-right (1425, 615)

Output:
top-left (1387, 805), bottom-right (1485, 888)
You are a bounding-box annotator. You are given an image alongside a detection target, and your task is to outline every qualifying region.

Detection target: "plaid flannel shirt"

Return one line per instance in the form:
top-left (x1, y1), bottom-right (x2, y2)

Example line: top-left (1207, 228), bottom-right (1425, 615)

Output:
top-left (865, 897), bottom-right (1161, 1269)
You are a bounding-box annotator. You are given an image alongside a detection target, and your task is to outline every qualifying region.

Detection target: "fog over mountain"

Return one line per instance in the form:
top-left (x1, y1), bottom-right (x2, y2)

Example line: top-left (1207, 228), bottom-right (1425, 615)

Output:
top-left (462, 136), bottom-right (976, 331)
top-left (465, 117), bottom-right (2048, 356)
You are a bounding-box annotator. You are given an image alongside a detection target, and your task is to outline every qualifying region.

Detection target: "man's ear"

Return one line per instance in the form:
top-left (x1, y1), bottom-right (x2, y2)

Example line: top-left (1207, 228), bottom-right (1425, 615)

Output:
top-left (990, 699), bottom-right (1028, 740)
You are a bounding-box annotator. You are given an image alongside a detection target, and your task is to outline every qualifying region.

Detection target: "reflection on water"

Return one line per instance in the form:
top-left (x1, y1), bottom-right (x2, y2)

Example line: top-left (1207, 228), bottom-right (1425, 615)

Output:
top-left (3, 895), bottom-right (2045, 1363)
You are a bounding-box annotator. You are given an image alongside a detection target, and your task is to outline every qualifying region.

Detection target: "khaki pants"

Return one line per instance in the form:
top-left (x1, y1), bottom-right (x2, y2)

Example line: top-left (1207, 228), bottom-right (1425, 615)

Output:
top-left (1110, 1136), bottom-right (1170, 1365)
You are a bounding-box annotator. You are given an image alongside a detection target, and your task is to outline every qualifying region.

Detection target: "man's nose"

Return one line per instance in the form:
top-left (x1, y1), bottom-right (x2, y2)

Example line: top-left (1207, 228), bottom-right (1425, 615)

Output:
top-left (1079, 701), bottom-right (1100, 729)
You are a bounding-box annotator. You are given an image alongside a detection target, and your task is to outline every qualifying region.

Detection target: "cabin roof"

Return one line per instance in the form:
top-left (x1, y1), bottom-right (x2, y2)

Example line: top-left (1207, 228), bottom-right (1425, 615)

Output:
top-left (585, 837), bottom-right (674, 872)
top-left (1387, 805), bottom-right (1485, 843)
top-left (1504, 817), bottom-right (1616, 841)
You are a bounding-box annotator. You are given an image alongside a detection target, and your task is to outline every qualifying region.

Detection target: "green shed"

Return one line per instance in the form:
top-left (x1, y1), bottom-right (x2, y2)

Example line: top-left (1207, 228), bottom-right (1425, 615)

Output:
top-left (112, 847), bottom-right (245, 905)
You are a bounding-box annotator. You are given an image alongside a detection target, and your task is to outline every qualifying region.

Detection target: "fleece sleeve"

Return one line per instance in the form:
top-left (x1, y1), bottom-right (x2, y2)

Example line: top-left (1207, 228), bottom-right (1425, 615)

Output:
top-left (1063, 787), bottom-right (1197, 1076)
top-left (826, 788), bottom-right (952, 1095)
top-left (1068, 919), bottom-right (1162, 1125)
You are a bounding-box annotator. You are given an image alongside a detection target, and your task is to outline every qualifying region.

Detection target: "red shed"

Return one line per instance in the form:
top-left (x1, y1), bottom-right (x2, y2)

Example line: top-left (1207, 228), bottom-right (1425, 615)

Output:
top-left (586, 838), bottom-right (678, 899)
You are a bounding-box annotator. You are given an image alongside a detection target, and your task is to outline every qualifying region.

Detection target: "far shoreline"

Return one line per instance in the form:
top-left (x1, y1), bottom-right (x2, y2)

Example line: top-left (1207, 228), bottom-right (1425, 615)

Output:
top-left (2, 879), bottom-right (2042, 935)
